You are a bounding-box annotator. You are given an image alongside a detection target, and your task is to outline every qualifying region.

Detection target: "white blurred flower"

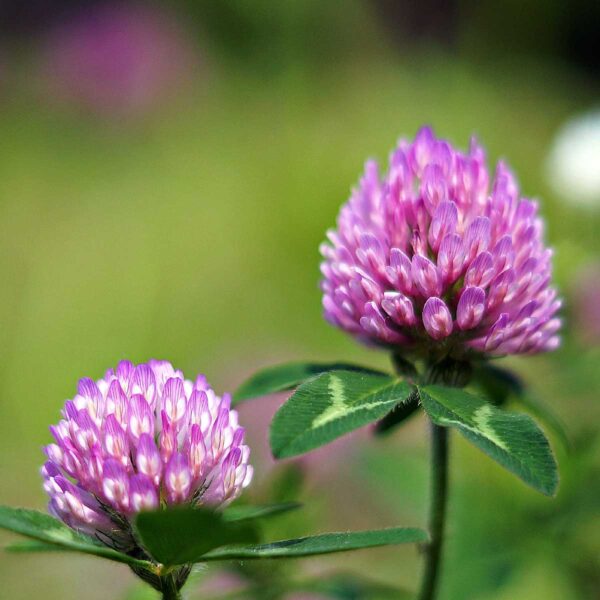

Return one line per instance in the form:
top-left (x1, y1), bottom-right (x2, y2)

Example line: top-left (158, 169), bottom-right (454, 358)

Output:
top-left (546, 110), bottom-right (600, 207)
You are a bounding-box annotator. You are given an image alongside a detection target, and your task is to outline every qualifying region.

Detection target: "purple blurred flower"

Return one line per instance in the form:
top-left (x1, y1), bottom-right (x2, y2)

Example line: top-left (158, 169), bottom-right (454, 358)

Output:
top-left (573, 263), bottom-right (600, 346)
top-left (39, 3), bottom-right (198, 119)
top-left (321, 126), bottom-right (561, 357)
top-left (42, 360), bottom-right (252, 549)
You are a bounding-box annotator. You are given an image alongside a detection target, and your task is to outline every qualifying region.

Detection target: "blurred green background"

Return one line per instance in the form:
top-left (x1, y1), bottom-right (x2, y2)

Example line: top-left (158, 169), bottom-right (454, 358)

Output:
top-left (0, 1), bottom-right (599, 598)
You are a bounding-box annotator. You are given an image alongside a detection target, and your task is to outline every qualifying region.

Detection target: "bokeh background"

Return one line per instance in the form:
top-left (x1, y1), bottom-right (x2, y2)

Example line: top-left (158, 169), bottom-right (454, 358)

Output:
top-left (1, 1), bottom-right (599, 599)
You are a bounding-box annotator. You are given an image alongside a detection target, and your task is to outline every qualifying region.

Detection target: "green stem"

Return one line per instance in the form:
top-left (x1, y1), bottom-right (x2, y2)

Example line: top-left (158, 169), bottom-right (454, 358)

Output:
top-left (418, 421), bottom-right (449, 600)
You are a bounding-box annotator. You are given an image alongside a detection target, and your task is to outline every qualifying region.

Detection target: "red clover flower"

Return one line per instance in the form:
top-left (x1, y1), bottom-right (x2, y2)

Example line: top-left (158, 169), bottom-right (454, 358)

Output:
top-left (42, 360), bottom-right (252, 551)
top-left (321, 126), bottom-right (561, 358)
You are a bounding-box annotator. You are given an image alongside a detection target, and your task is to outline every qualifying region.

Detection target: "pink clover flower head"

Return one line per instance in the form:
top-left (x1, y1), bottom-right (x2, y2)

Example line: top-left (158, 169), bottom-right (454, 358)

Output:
top-left (320, 126), bottom-right (561, 357)
top-left (42, 360), bottom-right (252, 548)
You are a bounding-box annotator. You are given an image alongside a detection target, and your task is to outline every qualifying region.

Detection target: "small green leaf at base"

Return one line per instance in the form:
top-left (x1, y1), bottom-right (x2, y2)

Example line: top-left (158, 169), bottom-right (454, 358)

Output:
top-left (0, 506), bottom-right (151, 568)
top-left (200, 527), bottom-right (428, 561)
top-left (134, 507), bottom-right (257, 566)
top-left (420, 385), bottom-right (559, 496)
top-left (270, 370), bottom-right (414, 458)
top-left (233, 362), bottom-right (388, 404)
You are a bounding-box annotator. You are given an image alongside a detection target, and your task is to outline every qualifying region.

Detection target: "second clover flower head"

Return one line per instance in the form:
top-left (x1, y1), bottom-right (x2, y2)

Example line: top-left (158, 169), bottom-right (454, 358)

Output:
top-left (320, 126), bottom-right (561, 358)
top-left (42, 360), bottom-right (252, 549)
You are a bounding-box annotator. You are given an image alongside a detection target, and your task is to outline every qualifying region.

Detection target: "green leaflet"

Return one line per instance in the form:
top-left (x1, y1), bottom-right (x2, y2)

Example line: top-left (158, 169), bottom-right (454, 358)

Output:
top-left (200, 527), bottom-right (428, 560)
top-left (0, 506), bottom-right (152, 569)
top-left (233, 361), bottom-right (388, 404)
top-left (420, 385), bottom-right (559, 496)
top-left (270, 370), bottom-right (414, 458)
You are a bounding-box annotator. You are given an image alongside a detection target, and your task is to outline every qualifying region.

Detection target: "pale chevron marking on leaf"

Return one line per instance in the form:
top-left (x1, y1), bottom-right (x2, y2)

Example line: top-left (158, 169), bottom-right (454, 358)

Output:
top-left (429, 415), bottom-right (482, 438)
top-left (472, 404), bottom-right (508, 450)
top-left (428, 410), bottom-right (508, 452)
top-left (421, 388), bottom-right (508, 451)
top-left (312, 374), bottom-right (398, 429)
top-left (312, 374), bottom-right (347, 428)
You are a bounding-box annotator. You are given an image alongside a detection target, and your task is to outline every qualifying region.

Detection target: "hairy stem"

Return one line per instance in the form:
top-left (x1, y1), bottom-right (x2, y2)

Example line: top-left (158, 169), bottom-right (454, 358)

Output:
top-left (418, 422), bottom-right (449, 600)
top-left (160, 574), bottom-right (181, 600)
